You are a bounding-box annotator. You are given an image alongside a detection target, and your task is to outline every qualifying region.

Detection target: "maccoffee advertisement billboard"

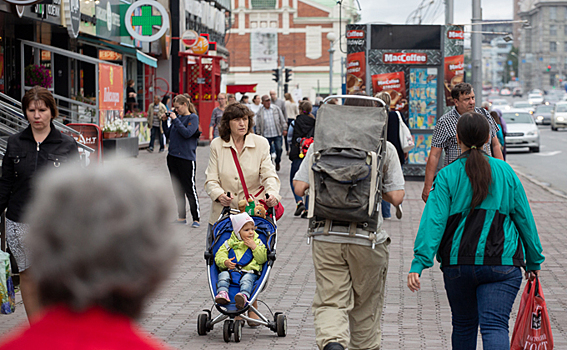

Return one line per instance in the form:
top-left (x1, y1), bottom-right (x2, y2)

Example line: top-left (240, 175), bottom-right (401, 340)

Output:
top-left (346, 51), bottom-right (366, 94)
top-left (443, 55), bottom-right (464, 106)
top-left (371, 71), bottom-right (407, 112)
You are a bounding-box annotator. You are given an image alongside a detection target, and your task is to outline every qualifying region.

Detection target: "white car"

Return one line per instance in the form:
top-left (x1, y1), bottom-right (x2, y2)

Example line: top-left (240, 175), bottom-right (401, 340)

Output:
top-left (528, 93), bottom-right (544, 105)
top-left (551, 102), bottom-right (567, 131)
top-left (502, 109), bottom-right (540, 153)
top-left (491, 99), bottom-right (511, 110)
top-left (512, 101), bottom-right (535, 114)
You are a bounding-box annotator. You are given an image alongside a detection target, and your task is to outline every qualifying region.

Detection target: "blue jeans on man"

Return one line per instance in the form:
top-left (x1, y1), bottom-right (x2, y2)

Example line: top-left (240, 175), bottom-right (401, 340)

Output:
top-left (442, 265), bottom-right (522, 350)
top-left (217, 270), bottom-right (259, 298)
top-left (266, 136), bottom-right (283, 166)
top-left (149, 126), bottom-right (164, 151)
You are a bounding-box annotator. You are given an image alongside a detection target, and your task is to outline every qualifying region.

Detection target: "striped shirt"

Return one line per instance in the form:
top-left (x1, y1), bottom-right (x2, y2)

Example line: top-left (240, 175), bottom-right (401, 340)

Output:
top-left (261, 106), bottom-right (279, 138)
top-left (431, 107), bottom-right (498, 167)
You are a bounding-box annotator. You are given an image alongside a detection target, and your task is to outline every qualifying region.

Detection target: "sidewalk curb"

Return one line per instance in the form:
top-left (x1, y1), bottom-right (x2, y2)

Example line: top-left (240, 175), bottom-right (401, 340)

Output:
top-left (512, 166), bottom-right (567, 200)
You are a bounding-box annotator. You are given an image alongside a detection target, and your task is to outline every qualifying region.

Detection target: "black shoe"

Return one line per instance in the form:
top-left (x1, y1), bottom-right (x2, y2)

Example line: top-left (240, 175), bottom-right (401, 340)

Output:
top-left (276, 163), bottom-right (281, 171)
top-left (323, 343), bottom-right (344, 350)
top-left (147, 148), bottom-right (154, 153)
top-left (294, 202), bottom-right (306, 216)
top-left (159, 149), bottom-right (165, 153)
top-left (301, 210), bottom-right (308, 219)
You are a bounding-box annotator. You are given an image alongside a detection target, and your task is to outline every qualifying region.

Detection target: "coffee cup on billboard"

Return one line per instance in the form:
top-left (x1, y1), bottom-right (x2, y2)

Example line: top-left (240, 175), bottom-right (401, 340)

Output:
top-left (347, 74), bottom-right (363, 93)
top-left (450, 75), bottom-right (463, 89)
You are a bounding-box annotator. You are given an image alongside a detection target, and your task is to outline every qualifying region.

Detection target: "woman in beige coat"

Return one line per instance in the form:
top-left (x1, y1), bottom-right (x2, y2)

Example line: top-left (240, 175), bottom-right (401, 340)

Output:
top-left (205, 103), bottom-right (281, 325)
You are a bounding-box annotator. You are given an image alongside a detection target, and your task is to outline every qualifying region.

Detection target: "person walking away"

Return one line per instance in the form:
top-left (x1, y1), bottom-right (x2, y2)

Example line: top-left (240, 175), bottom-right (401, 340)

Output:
top-left (376, 91), bottom-right (406, 220)
top-left (422, 83), bottom-right (503, 203)
top-left (0, 164), bottom-right (179, 349)
top-left (284, 93), bottom-right (299, 154)
top-left (0, 86), bottom-right (79, 320)
top-left (147, 95), bottom-right (167, 153)
top-left (312, 96), bottom-right (323, 117)
top-left (255, 95), bottom-right (287, 171)
top-left (125, 80), bottom-right (137, 114)
top-left (270, 90), bottom-right (287, 120)
top-left (293, 96), bottom-right (405, 350)
top-left (288, 100), bottom-right (315, 218)
top-left (209, 93), bottom-right (227, 140)
top-left (163, 95), bottom-right (201, 228)
top-left (408, 112), bottom-right (544, 350)
top-left (161, 95), bottom-right (172, 112)
top-left (490, 111), bottom-right (506, 160)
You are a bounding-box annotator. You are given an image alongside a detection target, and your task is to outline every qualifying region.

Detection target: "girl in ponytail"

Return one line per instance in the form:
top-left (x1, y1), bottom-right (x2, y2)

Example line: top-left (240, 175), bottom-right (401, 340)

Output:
top-left (456, 112), bottom-right (492, 210)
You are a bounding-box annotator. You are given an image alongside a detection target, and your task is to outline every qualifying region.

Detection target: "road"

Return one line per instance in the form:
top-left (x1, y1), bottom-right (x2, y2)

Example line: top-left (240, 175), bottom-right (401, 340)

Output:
top-left (486, 93), bottom-right (567, 196)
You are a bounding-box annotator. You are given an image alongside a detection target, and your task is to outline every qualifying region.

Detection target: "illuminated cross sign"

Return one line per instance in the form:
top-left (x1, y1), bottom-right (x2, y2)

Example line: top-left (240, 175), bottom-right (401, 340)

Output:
top-left (131, 6), bottom-right (162, 36)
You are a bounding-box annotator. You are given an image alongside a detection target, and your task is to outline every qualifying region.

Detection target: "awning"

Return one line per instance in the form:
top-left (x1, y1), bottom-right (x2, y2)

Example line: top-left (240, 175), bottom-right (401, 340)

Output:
top-left (227, 84), bottom-right (258, 94)
top-left (78, 36), bottom-right (157, 68)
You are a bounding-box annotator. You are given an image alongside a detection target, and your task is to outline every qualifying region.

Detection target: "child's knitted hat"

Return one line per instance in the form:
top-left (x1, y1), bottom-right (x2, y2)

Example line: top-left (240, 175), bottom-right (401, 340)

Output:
top-left (230, 212), bottom-right (254, 240)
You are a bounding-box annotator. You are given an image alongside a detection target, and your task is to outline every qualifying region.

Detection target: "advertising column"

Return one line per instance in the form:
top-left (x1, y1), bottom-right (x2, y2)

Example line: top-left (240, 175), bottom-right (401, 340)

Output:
top-left (346, 25), bottom-right (367, 95)
top-left (98, 63), bottom-right (124, 125)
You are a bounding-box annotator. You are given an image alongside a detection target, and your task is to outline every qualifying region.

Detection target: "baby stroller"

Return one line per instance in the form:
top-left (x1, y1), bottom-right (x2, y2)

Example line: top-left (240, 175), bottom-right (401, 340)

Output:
top-left (197, 197), bottom-right (287, 343)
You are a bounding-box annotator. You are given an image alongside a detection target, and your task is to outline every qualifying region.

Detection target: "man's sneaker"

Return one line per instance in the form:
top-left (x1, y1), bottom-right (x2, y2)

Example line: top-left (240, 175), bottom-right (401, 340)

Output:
top-left (215, 291), bottom-right (230, 305)
top-left (294, 202), bottom-right (306, 216)
top-left (323, 342), bottom-right (345, 350)
top-left (191, 221), bottom-right (200, 228)
top-left (395, 204), bottom-right (403, 220)
top-left (234, 293), bottom-right (248, 309)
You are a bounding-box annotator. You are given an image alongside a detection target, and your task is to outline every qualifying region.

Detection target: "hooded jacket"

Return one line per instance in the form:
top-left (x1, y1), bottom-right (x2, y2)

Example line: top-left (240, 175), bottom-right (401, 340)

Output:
top-left (289, 113), bottom-right (315, 160)
top-left (215, 231), bottom-right (267, 272)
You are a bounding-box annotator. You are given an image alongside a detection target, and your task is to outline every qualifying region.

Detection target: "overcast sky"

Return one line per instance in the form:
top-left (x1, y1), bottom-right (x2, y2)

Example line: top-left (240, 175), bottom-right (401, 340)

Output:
top-left (357, 0), bottom-right (514, 25)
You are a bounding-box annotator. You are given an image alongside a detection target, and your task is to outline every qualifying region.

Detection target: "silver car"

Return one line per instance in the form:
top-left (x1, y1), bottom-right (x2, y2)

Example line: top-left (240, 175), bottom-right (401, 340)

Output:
top-left (551, 102), bottom-right (567, 131)
top-left (502, 109), bottom-right (540, 153)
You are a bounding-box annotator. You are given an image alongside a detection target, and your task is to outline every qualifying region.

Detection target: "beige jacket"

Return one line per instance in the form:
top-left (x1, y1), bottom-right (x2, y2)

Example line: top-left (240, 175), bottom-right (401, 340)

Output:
top-left (205, 133), bottom-right (281, 224)
top-left (147, 102), bottom-right (167, 133)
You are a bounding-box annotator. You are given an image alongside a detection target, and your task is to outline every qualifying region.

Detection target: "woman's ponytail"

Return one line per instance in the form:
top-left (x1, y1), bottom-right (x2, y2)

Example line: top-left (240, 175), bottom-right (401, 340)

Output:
top-left (457, 112), bottom-right (492, 210)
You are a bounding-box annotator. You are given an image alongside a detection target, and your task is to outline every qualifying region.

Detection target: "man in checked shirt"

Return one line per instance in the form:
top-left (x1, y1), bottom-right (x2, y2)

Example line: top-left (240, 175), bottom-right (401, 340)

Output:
top-left (422, 83), bottom-right (503, 202)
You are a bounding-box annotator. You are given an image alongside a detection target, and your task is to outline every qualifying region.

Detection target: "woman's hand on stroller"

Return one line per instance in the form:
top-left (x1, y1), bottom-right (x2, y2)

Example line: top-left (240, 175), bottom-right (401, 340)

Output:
top-left (218, 193), bottom-right (234, 207)
top-left (265, 194), bottom-right (278, 207)
top-left (224, 257), bottom-right (237, 270)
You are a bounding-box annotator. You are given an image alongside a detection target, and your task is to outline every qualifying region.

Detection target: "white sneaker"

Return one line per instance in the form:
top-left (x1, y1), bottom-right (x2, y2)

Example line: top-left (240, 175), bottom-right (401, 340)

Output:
top-left (395, 205), bottom-right (403, 220)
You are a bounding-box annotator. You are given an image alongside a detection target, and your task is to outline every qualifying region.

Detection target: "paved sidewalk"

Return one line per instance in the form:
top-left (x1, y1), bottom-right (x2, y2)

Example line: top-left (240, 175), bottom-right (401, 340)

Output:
top-left (2, 145), bottom-right (567, 349)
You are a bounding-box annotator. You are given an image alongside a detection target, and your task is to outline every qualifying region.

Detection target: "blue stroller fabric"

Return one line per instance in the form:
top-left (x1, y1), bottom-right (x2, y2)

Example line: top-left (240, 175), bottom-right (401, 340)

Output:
top-left (209, 215), bottom-right (276, 313)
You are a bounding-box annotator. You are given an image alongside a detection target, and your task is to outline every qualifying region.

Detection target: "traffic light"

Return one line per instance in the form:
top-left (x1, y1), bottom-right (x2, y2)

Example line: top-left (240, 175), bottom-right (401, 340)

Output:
top-left (272, 68), bottom-right (280, 83)
top-left (285, 68), bottom-right (292, 83)
top-left (547, 65), bottom-right (552, 72)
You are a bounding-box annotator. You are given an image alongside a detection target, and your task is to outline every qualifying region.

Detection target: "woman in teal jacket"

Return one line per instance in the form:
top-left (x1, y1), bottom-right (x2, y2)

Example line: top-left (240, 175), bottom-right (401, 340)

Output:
top-left (407, 112), bottom-right (544, 350)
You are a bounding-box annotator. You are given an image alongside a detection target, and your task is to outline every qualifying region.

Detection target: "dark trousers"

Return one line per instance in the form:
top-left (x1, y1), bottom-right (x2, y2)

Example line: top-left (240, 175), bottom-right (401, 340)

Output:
top-left (149, 126), bottom-right (164, 151)
top-left (167, 154), bottom-right (200, 221)
top-left (266, 136), bottom-right (283, 165)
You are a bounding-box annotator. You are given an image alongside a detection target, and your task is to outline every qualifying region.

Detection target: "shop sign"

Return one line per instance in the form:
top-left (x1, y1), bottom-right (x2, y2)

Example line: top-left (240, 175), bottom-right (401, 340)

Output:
top-left (447, 30), bottom-right (464, 40)
top-left (3, 0), bottom-right (44, 6)
top-left (98, 63), bottom-right (123, 125)
top-left (346, 30), bottom-right (365, 39)
top-left (124, 0), bottom-right (169, 42)
top-left (383, 53), bottom-right (427, 64)
top-left (191, 36), bottom-right (209, 55)
top-left (96, 0), bottom-right (121, 38)
top-left (182, 30), bottom-right (199, 48)
top-left (65, 0), bottom-right (81, 38)
top-left (98, 50), bottom-right (123, 61)
top-left (41, 50), bottom-right (52, 61)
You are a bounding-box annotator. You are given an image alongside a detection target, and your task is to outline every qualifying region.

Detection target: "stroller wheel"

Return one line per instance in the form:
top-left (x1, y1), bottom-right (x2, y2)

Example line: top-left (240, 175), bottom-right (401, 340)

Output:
top-left (276, 314), bottom-right (287, 337)
top-left (197, 313), bottom-right (208, 335)
top-left (223, 320), bottom-right (232, 343)
top-left (233, 320), bottom-right (243, 343)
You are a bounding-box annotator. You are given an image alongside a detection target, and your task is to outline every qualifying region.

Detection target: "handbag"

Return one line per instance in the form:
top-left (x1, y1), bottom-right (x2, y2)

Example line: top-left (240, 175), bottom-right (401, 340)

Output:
top-left (511, 276), bottom-right (553, 350)
top-left (230, 148), bottom-right (284, 220)
top-left (0, 251), bottom-right (15, 315)
top-left (396, 111), bottom-right (414, 152)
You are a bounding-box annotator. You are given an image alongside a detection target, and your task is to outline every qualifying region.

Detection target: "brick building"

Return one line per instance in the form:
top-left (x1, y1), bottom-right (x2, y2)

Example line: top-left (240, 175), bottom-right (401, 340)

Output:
top-left (225, 0), bottom-right (359, 101)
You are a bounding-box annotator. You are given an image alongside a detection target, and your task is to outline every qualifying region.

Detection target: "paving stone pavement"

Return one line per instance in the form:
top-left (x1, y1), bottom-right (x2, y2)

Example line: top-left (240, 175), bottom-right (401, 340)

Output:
top-left (1, 145), bottom-right (567, 349)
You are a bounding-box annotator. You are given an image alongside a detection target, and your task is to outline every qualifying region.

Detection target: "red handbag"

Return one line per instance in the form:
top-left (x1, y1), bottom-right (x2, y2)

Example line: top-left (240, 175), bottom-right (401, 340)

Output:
top-left (511, 276), bottom-right (553, 350)
top-left (230, 148), bottom-right (284, 220)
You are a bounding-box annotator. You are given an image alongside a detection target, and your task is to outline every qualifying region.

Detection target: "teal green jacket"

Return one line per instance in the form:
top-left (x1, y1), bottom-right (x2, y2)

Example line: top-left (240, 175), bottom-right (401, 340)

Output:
top-left (410, 153), bottom-right (544, 275)
top-left (215, 231), bottom-right (267, 272)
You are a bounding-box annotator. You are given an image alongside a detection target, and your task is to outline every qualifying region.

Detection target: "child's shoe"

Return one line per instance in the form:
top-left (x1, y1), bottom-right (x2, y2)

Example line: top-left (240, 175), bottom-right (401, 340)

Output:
top-left (234, 293), bottom-right (248, 309)
top-left (215, 291), bottom-right (230, 305)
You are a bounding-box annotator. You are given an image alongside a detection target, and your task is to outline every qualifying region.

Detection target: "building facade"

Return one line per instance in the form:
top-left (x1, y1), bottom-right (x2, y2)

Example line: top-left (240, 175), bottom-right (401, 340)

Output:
top-left (225, 0), bottom-right (359, 101)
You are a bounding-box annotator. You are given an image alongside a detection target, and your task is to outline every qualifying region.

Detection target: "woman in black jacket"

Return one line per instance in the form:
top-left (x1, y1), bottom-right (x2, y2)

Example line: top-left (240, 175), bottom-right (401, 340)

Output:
top-left (289, 100), bottom-right (316, 218)
top-left (0, 86), bottom-right (79, 319)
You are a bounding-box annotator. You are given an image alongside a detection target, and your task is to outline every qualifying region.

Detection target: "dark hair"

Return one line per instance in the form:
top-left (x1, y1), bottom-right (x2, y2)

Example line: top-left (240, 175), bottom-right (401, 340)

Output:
top-left (161, 95), bottom-right (170, 105)
top-left (343, 93), bottom-right (376, 107)
top-left (218, 103), bottom-right (255, 142)
top-left (299, 100), bottom-right (312, 114)
top-left (490, 111), bottom-right (501, 126)
top-left (451, 82), bottom-right (473, 101)
top-left (22, 86), bottom-right (58, 120)
top-left (252, 95), bottom-right (259, 102)
top-left (240, 95), bottom-right (249, 103)
top-left (457, 112), bottom-right (492, 210)
top-left (127, 79), bottom-right (135, 86)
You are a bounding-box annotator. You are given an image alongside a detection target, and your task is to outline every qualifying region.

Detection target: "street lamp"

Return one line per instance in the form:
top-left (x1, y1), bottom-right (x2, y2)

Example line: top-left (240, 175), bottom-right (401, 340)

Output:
top-left (327, 32), bottom-right (337, 97)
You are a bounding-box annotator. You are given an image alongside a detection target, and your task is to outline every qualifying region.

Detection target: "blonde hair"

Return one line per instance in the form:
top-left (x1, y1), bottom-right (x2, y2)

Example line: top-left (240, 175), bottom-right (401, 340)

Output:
top-left (375, 91), bottom-right (391, 108)
top-left (284, 93), bottom-right (294, 103)
top-left (173, 95), bottom-right (197, 114)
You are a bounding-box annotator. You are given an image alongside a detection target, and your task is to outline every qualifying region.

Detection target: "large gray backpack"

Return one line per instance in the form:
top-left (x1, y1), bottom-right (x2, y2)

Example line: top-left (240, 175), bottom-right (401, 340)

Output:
top-left (306, 96), bottom-right (388, 243)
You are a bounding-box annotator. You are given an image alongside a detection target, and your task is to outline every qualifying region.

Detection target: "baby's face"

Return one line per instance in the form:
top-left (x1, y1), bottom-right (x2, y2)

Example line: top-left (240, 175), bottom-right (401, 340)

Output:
top-left (240, 222), bottom-right (255, 240)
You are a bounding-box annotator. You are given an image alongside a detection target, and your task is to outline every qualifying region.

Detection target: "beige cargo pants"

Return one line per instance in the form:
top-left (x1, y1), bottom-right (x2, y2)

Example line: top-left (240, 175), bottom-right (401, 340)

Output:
top-left (312, 239), bottom-right (390, 350)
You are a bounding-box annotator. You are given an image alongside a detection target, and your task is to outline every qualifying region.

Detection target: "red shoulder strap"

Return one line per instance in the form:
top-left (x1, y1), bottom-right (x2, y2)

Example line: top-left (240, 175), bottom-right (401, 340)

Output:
top-left (230, 148), bottom-right (251, 200)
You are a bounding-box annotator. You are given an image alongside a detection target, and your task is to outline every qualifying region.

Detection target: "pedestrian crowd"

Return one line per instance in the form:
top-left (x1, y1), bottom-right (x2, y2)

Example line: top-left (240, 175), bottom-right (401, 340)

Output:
top-left (0, 83), bottom-right (545, 350)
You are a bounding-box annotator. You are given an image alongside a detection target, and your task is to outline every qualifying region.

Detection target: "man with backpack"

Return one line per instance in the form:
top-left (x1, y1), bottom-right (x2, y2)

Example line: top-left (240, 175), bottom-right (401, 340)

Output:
top-left (292, 97), bottom-right (405, 350)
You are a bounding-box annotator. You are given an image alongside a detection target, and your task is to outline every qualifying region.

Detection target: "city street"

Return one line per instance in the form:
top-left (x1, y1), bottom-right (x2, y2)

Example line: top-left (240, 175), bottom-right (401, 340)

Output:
top-left (1, 143), bottom-right (567, 349)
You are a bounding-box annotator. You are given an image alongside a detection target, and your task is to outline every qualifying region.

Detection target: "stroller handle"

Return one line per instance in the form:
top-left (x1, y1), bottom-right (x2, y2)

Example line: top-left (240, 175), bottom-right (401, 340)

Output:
top-left (323, 94), bottom-right (387, 107)
top-left (265, 193), bottom-right (275, 219)
top-left (221, 192), bottom-right (232, 216)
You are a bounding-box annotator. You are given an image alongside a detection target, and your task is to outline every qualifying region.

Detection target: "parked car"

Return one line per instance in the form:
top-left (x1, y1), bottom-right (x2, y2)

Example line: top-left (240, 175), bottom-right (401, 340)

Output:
top-left (528, 93), bottom-right (544, 105)
top-left (512, 87), bottom-right (523, 97)
top-left (500, 88), bottom-right (512, 96)
top-left (533, 104), bottom-right (554, 125)
top-left (501, 109), bottom-right (540, 152)
top-left (491, 99), bottom-right (511, 110)
top-left (513, 101), bottom-right (534, 114)
top-left (551, 102), bottom-right (567, 131)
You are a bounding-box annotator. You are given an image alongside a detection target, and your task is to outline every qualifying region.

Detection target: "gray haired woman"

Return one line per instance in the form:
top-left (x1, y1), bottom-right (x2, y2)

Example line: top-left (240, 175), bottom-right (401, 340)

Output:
top-left (0, 165), bottom-right (179, 349)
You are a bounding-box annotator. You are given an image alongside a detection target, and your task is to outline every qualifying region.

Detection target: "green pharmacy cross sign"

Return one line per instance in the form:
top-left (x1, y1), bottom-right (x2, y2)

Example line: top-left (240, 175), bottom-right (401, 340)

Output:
top-left (131, 6), bottom-right (162, 36)
top-left (124, 0), bottom-right (170, 42)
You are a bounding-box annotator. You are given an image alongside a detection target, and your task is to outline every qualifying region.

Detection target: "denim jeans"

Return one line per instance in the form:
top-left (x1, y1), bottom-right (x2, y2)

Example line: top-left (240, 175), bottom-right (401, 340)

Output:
top-left (442, 265), bottom-right (522, 350)
top-left (149, 126), bottom-right (164, 150)
top-left (290, 158), bottom-right (308, 207)
top-left (217, 270), bottom-right (259, 298)
top-left (266, 136), bottom-right (283, 165)
top-left (381, 200), bottom-right (391, 218)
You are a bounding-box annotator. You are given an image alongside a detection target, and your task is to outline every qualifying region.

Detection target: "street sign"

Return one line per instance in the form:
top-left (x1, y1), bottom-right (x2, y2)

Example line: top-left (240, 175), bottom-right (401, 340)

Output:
top-left (182, 30), bottom-right (199, 48)
top-left (124, 0), bottom-right (170, 42)
top-left (197, 78), bottom-right (205, 84)
top-left (65, 0), bottom-right (81, 38)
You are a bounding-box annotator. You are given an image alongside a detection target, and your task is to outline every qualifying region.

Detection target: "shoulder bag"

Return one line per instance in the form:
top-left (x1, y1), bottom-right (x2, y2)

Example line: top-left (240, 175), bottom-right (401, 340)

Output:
top-left (396, 111), bottom-right (415, 152)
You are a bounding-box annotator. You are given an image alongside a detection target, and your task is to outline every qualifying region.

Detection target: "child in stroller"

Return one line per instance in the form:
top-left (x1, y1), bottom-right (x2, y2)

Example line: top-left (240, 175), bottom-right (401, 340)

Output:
top-left (214, 213), bottom-right (267, 309)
